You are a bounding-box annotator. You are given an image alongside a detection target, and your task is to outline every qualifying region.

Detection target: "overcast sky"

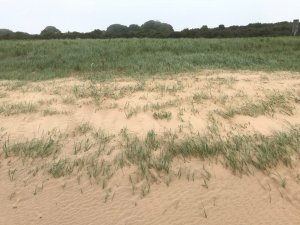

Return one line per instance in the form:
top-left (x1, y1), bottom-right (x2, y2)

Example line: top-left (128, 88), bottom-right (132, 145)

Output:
top-left (1, 0), bottom-right (299, 34)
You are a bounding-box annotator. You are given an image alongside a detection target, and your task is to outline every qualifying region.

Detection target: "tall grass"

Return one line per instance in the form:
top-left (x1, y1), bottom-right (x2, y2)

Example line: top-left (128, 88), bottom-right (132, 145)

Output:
top-left (0, 37), bottom-right (299, 80)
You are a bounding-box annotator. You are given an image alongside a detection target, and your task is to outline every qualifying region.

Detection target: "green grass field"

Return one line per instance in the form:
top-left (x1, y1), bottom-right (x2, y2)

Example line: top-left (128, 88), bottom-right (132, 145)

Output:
top-left (0, 37), bottom-right (299, 80)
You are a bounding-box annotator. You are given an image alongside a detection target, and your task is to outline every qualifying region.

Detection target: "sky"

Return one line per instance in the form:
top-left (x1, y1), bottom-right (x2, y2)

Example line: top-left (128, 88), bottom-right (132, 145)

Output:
top-left (1, 0), bottom-right (299, 34)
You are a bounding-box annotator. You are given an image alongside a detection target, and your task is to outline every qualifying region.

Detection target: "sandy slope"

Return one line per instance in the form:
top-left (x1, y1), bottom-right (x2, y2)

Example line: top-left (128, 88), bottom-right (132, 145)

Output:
top-left (0, 70), bottom-right (300, 225)
top-left (1, 162), bottom-right (300, 225)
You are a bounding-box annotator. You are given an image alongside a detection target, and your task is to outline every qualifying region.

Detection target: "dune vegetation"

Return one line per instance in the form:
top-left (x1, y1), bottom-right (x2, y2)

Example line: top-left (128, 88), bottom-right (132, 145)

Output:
top-left (0, 37), bottom-right (300, 80)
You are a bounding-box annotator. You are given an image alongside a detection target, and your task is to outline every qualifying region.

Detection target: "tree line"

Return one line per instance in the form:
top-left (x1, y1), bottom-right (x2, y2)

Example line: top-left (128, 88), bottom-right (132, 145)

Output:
top-left (0, 20), bottom-right (298, 40)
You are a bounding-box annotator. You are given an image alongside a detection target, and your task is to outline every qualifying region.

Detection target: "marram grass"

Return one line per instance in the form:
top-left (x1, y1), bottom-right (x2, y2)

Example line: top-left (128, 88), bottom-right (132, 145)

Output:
top-left (1, 37), bottom-right (300, 80)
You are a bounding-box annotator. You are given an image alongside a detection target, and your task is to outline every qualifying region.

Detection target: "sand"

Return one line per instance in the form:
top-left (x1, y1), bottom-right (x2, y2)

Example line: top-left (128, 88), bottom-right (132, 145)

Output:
top-left (0, 70), bottom-right (300, 225)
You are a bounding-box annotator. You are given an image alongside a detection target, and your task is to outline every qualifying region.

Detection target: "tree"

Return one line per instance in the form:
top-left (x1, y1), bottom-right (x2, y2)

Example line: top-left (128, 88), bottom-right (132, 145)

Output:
top-left (127, 24), bottom-right (141, 37)
top-left (0, 29), bottom-right (13, 36)
top-left (40, 26), bottom-right (61, 38)
top-left (106, 24), bottom-right (129, 37)
top-left (128, 24), bottom-right (140, 32)
top-left (141, 20), bottom-right (174, 37)
top-left (200, 25), bottom-right (209, 31)
top-left (218, 24), bottom-right (225, 29)
top-left (88, 29), bottom-right (103, 38)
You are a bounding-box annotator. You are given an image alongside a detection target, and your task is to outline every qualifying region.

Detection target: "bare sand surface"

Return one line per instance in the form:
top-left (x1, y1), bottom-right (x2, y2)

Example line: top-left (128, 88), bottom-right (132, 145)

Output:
top-left (0, 70), bottom-right (300, 225)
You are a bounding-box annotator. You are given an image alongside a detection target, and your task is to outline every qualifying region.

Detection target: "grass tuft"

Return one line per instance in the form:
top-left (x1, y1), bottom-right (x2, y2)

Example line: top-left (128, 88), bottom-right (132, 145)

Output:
top-left (3, 131), bottom-right (62, 159)
top-left (0, 102), bottom-right (38, 116)
top-left (217, 90), bottom-right (295, 118)
top-left (193, 92), bottom-right (210, 103)
top-left (75, 122), bottom-right (93, 135)
top-left (49, 159), bottom-right (74, 178)
top-left (153, 111), bottom-right (172, 120)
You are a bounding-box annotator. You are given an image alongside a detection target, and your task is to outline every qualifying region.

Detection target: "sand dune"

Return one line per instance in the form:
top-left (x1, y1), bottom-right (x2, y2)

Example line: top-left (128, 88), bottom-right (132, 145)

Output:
top-left (0, 70), bottom-right (300, 225)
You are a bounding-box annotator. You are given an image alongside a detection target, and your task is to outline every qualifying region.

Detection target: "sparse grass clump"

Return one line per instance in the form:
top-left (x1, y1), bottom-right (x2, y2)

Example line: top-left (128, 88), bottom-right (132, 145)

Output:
top-left (265, 91), bottom-right (295, 115)
top-left (193, 92), bottom-right (210, 103)
top-left (150, 99), bottom-right (181, 111)
top-left (71, 83), bottom-right (143, 102)
top-left (73, 138), bottom-right (94, 154)
top-left (62, 95), bottom-right (75, 104)
top-left (115, 125), bottom-right (300, 179)
top-left (8, 168), bottom-right (17, 181)
top-left (49, 159), bottom-right (74, 178)
top-left (37, 98), bottom-right (57, 106)
top-left (209, 76), bottom-right (238, 87)
top-left (85, 157), bottom-right (114, 185)
top-left (124, 103), bottom-right (141, 119)
top-left (153, 111), bottom-right (172, 120)
top-left (149, 83), bottom-right (183, 94)
top-left (145, 130), bottom-right (160, 151)
top-left (42, 108), bottom-right (60, 116)
top-left (0, 92), bottom-right (8, 98)
top-left (119, 129), bottom-right (157, 179)
top-left (2, 131), bottom-right (62, 159)
top-left (72, 85), bottom-right (92, 99)
top-left (75, 122), bottom-right (93, 135)
top-left (167, 126), bottom-right (300, 173)
top-left (217, 90), bottom-right (295, 118)
top-left (0, 102), bottom-right (38, 116)
top-left (93, 129), bottom-right (114, 145)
